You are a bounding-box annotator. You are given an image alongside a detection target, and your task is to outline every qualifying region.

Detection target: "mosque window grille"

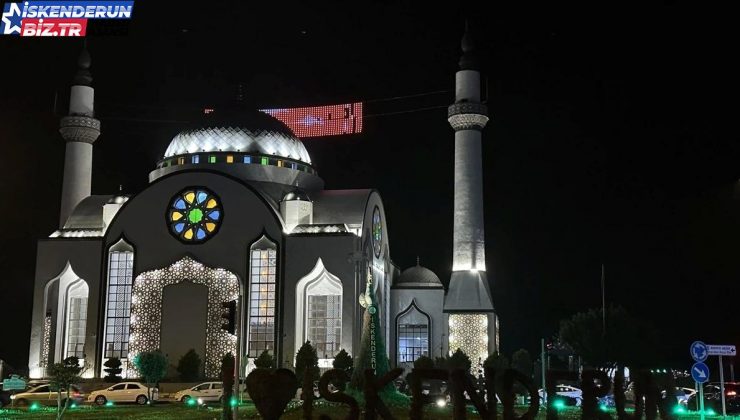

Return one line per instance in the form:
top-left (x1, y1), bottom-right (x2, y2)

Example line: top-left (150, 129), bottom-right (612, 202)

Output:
top-left (307, 294), bottom-right (342, 357)
top-left (104, 250), bottom-right (134, 359)
top-left (247, 240), bottom-right (277, 358)
top-left (66, 297), bottom-right (87, 359)
top-left (397, 323), bottom-right (429, 363)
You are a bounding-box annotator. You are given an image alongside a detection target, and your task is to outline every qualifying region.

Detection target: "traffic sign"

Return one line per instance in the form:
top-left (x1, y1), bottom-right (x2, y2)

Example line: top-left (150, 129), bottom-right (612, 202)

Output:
top-left (2, 374), bottom-right (26, 391)
top-left (691, 341), bottom-right (709, 362)
top-left (692, 362), bottom-right (710, 383)
top-left (708, 344), bottom-right (737, 356)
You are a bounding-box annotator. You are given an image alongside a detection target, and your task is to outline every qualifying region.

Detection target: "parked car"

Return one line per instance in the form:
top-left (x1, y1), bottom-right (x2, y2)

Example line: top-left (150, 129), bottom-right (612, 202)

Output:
top-left (174, 382), bottom-right (224, 403)
top-left (687, 383), bottom-right (740, 414)
top-left (538, 385), bottom-right (583, 406)
top-left (88, 382), bottom-right (156, 405)
top-left (10, 384), bottom-right (84, 407)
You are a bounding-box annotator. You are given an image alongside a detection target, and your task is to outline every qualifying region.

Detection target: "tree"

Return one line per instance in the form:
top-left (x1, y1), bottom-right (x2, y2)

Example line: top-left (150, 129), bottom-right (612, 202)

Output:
top-left (103, 357), bottom-right (122, 382)
top-left (413, 356), bottom-right (434, 370)
top-left (558, 305), bottom-right (659, 368)
top-left (48, 356), bottom-right (82, 420)
top-left (511, 349), bottom-right (532, 377)
top-left (447, 348), bottom-right (472, 372)
top-left (254, 350), bottom-right (275, 369)
top-left (332, 349), bottom-right (353, 391)
top-left (332, 349), bottom-right (353, 371)
top-left (133, 350), bottom-right (168, 402)
top-left (176, 349), bottom-right (202, 381)
top-left (483, 352), bottom-right (510, 372)
top-left (295, 341), bottom-right (319, 419)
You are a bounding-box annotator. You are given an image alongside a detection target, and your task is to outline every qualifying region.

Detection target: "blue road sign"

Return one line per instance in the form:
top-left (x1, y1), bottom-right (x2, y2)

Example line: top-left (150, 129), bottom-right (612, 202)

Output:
top-left (691, 341), bottom-right (709, 362)
top-left (692, 362), bottom-right (710, 383)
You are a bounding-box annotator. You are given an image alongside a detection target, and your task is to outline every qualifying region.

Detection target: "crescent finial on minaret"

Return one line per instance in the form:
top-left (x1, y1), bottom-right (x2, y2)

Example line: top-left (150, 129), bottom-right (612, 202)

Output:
top-left (459, 20), bottom-right (478, 71)
top-left (73, 40), bottom-right (93, 86)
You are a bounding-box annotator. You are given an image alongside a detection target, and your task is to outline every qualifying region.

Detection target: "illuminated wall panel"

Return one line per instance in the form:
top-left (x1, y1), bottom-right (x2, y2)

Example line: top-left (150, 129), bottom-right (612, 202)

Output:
top-left (448, 314), bottom-right (488, 372)
top-left (262, 102), bottom-right (363, 138)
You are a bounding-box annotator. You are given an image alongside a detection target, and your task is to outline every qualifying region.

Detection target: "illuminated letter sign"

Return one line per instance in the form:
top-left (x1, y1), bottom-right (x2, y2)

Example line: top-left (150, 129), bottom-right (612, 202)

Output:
top-left (262, 102), bottom-right (363, 138)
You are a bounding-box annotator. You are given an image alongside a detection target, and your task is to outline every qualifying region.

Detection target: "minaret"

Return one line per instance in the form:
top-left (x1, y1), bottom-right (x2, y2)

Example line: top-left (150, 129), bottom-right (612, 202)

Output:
top-left (58, 44), bottom-right (101, 228)
top-left (444, 24), bottom-right (498, 363)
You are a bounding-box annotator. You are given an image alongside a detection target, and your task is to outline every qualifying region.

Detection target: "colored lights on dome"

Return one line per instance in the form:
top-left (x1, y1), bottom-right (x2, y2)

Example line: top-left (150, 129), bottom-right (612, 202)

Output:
top-left (168, 188), bottom-right (222, 243)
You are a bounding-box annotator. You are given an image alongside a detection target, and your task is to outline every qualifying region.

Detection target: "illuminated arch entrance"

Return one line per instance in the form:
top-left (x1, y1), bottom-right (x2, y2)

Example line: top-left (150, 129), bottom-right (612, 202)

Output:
top-left (128, 256), bottom-right (239, 377)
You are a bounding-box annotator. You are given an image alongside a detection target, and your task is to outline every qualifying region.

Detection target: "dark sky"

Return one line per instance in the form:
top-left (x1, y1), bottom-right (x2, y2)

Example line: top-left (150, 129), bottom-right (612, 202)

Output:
top-left (0, 2), bottom-right (737, 371)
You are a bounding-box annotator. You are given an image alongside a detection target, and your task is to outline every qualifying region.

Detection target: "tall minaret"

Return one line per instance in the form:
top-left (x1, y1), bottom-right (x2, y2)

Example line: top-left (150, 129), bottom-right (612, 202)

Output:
top-left (58, 45), bottom-right (101, 228)
top-left (444, 24), bottom-right (498, 363)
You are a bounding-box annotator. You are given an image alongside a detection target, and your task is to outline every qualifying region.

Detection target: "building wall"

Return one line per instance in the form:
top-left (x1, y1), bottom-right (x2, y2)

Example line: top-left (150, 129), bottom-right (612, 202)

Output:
top-left (282, 234), bottom-right (358, 364)
top-left (102, 171), bottom-right (283, 374)
top-left (389, 288), bottom-right (446, 368)
top-left (29, 239), bottom-right (102, 378)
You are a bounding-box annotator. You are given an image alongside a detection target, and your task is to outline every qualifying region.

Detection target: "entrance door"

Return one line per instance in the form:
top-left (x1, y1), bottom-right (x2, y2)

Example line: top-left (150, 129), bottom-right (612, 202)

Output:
top-left (161, 281), bottom-right (208, 378)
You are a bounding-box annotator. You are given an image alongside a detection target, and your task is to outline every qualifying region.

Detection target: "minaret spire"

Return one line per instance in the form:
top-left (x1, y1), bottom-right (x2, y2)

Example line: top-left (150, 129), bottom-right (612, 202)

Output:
top-left (58, 42), bottom-right (101, 228)
top-left (444, 22), bottom-right (498, 361)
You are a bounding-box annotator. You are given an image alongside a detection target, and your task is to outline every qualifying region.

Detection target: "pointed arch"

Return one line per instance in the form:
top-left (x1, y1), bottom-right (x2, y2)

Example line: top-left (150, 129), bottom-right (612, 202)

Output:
top-left (295, 258), bottom-right (343, 359)
top-left (128, 256), bottom-right (239, 377)
top-left (395, 299), bottom-right (431, 365)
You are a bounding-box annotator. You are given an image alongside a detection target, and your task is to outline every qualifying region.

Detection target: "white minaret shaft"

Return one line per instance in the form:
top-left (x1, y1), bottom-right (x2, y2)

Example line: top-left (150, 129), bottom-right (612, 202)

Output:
top-left (444, 24), bottom-right (495, 314)
top-left (450, 32), bottom-right (488, 272)
top-left (58, 46), bottom-right (100, 228)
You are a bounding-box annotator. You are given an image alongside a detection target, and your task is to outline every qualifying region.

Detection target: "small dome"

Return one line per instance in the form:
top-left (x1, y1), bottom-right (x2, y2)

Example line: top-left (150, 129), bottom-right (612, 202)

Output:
top-left (395, 261), bottom-right (442, 288)
top-left (106, 195), bottom-right (130, 205)
top-left (282, 189), bottom-right (311, 202)
top-left (164, 108), bottom-right (312, 164)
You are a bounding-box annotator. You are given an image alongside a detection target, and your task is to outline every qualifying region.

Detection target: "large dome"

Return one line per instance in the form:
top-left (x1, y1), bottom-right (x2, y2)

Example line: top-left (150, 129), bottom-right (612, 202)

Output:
top-left (164, 109), bottom-right (312, 164)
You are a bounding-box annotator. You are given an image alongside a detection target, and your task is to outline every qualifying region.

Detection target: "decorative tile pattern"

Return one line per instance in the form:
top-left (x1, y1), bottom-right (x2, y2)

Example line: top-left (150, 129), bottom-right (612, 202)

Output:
top-left (128, 257), bottom-right (239, 377)
top-left (448, 314), bottom-right (488, 372)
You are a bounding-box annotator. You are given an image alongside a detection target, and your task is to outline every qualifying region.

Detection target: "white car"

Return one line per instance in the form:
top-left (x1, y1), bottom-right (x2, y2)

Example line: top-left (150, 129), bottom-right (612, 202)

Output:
top-left (88, 382), bottom-right (156, 405)
top-left (173, 381), bottom-right (224, 403)
top-left (538, 385), bottom-right (583, 406)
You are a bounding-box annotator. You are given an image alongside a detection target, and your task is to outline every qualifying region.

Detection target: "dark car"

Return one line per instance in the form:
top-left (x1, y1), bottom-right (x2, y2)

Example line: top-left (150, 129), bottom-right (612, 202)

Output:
top-left (687, 383), bottom-right (740, 414)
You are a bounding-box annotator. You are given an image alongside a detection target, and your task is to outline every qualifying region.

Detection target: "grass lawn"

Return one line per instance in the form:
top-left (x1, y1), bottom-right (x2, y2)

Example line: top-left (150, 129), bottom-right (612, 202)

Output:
top-left (1, 403), bottom-right (738, 419)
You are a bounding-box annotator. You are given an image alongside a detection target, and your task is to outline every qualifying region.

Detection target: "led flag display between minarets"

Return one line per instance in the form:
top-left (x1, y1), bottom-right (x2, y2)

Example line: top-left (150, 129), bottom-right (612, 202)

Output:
top-left (261, 102), bottom-right (363, 138)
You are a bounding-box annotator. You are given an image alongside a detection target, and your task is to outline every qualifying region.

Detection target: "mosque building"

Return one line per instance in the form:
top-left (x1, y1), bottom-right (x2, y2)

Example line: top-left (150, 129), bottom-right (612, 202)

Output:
top-left (27, 28), bottom-right (497, 379)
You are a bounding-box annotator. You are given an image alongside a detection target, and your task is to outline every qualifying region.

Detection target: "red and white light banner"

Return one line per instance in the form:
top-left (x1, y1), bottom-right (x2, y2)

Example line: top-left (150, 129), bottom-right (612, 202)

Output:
top-left (262, 102), bottom-right (363, 138)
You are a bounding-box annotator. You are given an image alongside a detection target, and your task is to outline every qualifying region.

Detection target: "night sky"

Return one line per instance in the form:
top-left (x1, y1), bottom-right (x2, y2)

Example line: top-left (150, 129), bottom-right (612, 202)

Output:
top-left (1, 3), bottom-right (737, 371)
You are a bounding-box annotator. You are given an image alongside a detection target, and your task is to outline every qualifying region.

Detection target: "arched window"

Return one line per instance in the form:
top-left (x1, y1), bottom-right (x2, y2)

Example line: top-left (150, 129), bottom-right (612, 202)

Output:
top-left (295, 258), bottom-right (342, 360)
top-left (396, 300), bottom-right (431, 364)
top-left (247, 236), bottom-right (277, 358)
top-left (103, 239), bottom-right (134, 362)
top-left (64, 280), bottom-right (88, 358)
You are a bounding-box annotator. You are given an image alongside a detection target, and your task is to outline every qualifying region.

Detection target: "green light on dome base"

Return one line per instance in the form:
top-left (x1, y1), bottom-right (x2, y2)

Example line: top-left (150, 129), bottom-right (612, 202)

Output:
top-left (673, 405), bottom-right (686, 415)
top-left (705, 408), bottom-right (716, 416)
top-left (105, 401), bottom-right (114, 407)
top-left (552, 400), bottom-right (566, 410)
top-left (29, 402), bottom-right (41, 411)
top-left (229, 396), bottom-right (238, 407)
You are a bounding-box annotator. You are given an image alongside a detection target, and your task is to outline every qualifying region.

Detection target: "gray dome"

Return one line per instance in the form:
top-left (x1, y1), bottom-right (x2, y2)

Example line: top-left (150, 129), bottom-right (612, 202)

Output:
top-left (395, 263), bottom-right (443, 288)
top-left (282, 189), bottom-right (311, 202)
top-left (164, 110), bottom-right (312, 164)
